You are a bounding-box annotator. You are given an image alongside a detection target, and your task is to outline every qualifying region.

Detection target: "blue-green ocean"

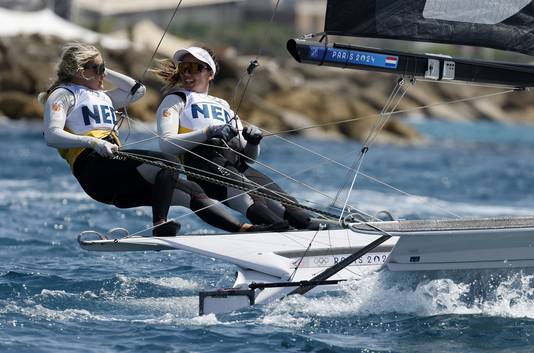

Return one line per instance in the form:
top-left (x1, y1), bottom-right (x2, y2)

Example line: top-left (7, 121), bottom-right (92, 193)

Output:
top-left (2, 118), bottom-right (534, 353)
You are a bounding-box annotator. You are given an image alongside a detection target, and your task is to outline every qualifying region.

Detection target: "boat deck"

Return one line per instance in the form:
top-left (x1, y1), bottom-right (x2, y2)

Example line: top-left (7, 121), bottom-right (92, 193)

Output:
top-left (352, 216), bottom-right (534, 233)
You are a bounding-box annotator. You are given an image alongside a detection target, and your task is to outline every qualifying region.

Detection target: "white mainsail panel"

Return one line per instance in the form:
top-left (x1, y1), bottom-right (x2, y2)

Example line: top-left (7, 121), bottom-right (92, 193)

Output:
top-left (423, 0), bottom-right (531, 24)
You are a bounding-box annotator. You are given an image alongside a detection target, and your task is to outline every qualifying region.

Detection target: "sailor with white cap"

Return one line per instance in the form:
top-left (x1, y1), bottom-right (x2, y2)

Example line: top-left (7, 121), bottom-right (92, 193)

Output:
top-left (152, 46), bottom-right (312, 230)
top-left (173, 47), bottom-right (217, 78)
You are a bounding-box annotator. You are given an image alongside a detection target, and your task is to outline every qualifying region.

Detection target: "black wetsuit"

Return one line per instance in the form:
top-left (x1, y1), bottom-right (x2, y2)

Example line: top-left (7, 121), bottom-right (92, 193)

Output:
top-left (184, 140), bottom-right (311, 229)
top-left (73, 145), bottom-right (245, 232)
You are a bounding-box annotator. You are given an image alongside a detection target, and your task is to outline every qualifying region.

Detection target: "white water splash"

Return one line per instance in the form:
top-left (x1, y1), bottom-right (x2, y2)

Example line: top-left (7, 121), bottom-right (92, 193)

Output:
top-left (0, 303), bottom-right (105, 322)
top-left (261, 311), bottom-right (312, 328)
top-left (109, 274), bottom-right (201, 296)
top-left (263, 270), bottom-right (534, 320)
top-left (137, 276), bottom-right (201, 291)
top-left (38, 289), bottom-right (76, 299)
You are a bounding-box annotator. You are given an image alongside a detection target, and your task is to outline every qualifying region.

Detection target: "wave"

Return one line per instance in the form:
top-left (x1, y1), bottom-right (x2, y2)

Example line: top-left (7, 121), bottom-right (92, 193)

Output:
top-left (262, 269), bottom-right (534, 321)
top-left (286, 186), bottom-right (534, 221)
top-left (110, 273), bottom-right (202, 294)
top-left (0, 237), bottom-right (50, 247)
top-left (354, 189), bottom-right (534, 219)
top-left (136, 276), bottom-right (201, 290)
top-left (0, 295), bottom-right (222, 326)
top-left (0, 302), bottom-right (104, 322)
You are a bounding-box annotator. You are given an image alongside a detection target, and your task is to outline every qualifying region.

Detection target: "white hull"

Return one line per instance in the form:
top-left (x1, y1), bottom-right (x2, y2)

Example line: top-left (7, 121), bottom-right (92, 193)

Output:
top-left (354, 217), bottom-right (534, 271)
top-left (78, 216), bottom-right (534, 314)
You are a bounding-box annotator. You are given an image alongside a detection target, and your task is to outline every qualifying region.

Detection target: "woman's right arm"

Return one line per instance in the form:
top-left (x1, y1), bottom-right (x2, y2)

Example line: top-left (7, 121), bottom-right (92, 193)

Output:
top-left (157, 94), bottom-right (208, 155)
top-left (44, 89), bottom-right (93, 148)
top-left (43, 89), bottom-right (117, 156)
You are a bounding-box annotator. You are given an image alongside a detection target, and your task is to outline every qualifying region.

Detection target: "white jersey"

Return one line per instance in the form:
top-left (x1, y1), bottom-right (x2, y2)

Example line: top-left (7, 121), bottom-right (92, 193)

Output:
top-left (61, 83), bottom-right (118, 135)
top-left (173, 90), bottom-right (238, 133)
top-left (43, 69), bottom-right (144, 169)
top-left (48, 84), bottom-right (119, 167)
top-left (156, 89), bottom-right (260, 161)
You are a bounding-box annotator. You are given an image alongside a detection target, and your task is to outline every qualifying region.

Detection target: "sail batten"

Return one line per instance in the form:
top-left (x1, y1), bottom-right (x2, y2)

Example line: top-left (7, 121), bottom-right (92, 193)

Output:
top-left (325, 0), bottom-right (534, 56)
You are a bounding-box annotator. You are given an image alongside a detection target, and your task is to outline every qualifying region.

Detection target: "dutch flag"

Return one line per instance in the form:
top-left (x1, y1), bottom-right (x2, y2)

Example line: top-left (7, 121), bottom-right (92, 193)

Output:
top-left (385, 56), bottom-right (398, 68)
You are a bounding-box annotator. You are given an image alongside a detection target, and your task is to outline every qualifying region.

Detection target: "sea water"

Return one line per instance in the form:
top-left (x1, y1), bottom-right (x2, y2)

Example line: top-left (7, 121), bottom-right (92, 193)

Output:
top-left (2, 118), bottom-right (534, 353)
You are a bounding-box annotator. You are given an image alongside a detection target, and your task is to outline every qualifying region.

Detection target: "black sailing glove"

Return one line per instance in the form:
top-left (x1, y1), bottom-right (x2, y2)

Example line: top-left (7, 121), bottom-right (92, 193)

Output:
top-left (242, 126), bottom-right (263, 145)
top-left (206, 124), bottom-right (238, 142)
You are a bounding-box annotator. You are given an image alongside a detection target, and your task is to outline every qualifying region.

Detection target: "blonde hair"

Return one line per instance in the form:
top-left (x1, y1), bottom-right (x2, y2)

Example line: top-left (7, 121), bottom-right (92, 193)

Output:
top-left (150, 58), bottom-right (180, 93)
top-left (37, 42), bottom-right (101, 104)
top-left (150, 45), bottom-right (218, 93)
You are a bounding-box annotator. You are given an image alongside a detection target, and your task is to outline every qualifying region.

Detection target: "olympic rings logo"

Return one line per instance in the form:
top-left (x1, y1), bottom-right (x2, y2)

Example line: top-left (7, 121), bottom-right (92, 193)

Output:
top-left (313, 257), bottom-right (329, 265)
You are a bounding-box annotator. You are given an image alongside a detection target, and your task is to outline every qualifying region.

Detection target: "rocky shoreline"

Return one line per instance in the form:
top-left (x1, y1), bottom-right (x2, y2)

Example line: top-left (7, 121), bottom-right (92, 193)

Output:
top-left (2, 34), bottom-right (533, 143)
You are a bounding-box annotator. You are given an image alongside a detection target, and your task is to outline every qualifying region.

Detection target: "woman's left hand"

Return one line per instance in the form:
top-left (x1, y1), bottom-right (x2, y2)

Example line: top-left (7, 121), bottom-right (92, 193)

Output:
top-left (242, 126), bottom-right (263, 145)
top-left (206, 124), bottom-right (238, 141)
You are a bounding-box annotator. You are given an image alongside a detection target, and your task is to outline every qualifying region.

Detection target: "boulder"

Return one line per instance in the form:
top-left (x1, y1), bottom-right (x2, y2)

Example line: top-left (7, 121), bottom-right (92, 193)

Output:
top-left (3, 31), bottom-right (532, 143)
top-left (0, 91), bottom-right (43, 120)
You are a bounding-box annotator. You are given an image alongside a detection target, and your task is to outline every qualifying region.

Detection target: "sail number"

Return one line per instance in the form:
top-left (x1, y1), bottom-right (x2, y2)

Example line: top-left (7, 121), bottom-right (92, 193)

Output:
top-left (291, 252), bottom-right (389, 269)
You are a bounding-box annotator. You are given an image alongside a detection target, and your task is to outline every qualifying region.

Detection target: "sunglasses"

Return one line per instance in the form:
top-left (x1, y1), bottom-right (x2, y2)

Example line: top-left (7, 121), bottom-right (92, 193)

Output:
top-left (83, 62), bottom-right (106, 75)
top-left (177, 62), bottom-right (210, 75)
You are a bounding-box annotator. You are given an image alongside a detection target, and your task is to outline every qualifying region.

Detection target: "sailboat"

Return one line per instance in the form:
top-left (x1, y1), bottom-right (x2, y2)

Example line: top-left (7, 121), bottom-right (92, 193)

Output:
top-left (79, 0), bottom-right (534, 315)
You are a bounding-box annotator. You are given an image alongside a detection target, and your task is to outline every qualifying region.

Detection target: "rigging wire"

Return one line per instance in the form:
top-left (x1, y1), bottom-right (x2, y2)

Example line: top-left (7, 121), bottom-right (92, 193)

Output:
top-left (122, 114), bottom-right (376, 221)
top-left (230, 0), bottom-right (281, 117)
top-left (332, 77), bottom-right (414, 222)
top-left (340, 78), bottom-right (413, 222)
top-left (139, 0), bottom-right (184, 82)
top-left (156, 125), bottom-right (337, 213)
top-left (107, 0), bottom-right (519, 238)
top-left (241, 123), bottom-right (466, 220)
top-left (254, 88), bottom-right (518, 220)
top-left (112, 0), bottom-right (184, 144)
top-left (286, 228), bottom-right (322, 282)
top-left (262, 88), bottom-right (518, 136)
top-left (118, 149), bottom-right (338, 219)
top-left (115, 151), bottom-right (339, 237)
top-left (116, 76), bottom-right (516, 233)
top-left (119, 84), bottom-right (515, 224)
top-left (330, 78), bottom-right (405, 212)
top-left (116, 111), bottom-right (364, 223)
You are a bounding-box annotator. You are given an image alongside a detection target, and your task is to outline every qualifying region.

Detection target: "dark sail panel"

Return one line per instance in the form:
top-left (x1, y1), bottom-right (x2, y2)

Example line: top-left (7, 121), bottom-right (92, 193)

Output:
top-left (325, 0), bottom-right (534, 55)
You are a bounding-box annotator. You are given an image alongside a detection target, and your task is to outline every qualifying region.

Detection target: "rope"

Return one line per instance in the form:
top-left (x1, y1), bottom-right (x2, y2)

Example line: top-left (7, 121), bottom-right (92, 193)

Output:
top-left (230, 0), bottom-right (281, 119)
top-left (115, 151), bottom-right (340, 220)
top-left (113, 0), bottom-right (184, 143)
top-left (140, 0), bottom-right (183, 82)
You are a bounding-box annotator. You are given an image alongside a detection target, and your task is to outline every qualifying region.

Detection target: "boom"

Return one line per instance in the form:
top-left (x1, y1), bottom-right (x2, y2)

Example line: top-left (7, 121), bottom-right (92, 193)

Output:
top-left (287, 39), bottom-right (534, 88)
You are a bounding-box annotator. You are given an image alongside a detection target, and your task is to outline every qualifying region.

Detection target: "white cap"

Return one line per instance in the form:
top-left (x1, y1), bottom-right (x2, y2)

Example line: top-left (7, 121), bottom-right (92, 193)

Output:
top-left (173, 47), bottom-right (216, 75)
